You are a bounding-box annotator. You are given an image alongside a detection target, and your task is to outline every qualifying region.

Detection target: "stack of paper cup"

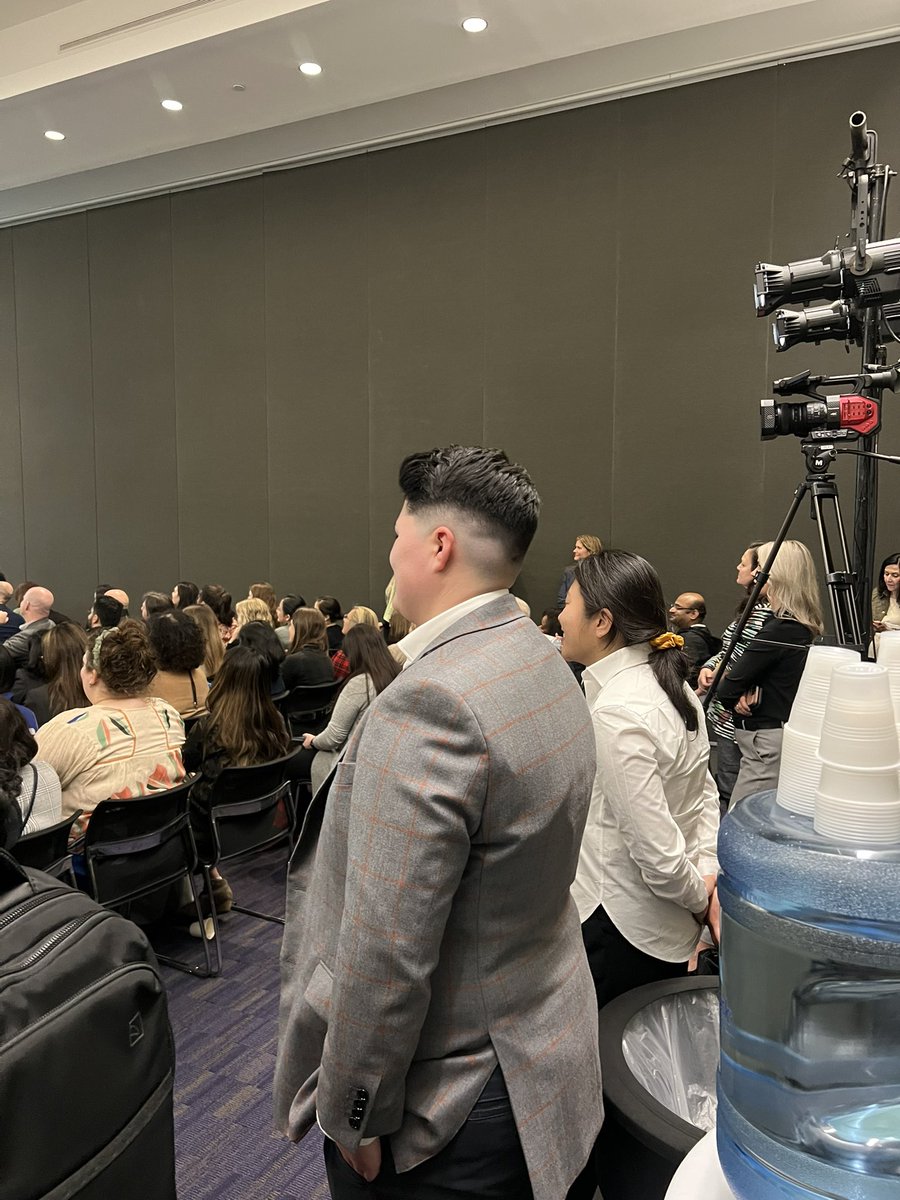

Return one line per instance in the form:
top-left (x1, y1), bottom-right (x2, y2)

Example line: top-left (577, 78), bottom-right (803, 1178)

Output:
top-left (875, 630), bottom-right (900, 728)
top-left (776, 645), bottom-right (860, 816)
top-left (814, 663), bottom-right (900, 844)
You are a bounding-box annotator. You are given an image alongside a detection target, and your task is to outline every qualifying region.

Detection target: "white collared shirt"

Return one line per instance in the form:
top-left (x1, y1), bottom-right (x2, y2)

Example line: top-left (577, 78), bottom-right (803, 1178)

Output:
top-left (572, 643), bottom-right (719, 962)
top-left (397, 591), bottom-right (509, 666)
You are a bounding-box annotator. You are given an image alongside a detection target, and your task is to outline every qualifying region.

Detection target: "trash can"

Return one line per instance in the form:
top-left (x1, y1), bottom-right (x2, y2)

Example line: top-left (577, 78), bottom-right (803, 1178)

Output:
top-left (595, 976), bottom-right (720, 1200)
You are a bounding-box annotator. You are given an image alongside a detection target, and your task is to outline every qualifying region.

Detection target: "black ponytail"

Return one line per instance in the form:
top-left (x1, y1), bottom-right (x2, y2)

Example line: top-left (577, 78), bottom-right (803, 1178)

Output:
top-left (574, 551), bottom-right (699, 733)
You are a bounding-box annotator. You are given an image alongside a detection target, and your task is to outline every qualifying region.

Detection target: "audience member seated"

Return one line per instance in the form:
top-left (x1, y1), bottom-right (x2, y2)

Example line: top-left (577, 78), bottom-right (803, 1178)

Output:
top-left (2, 586), bottom-right (55, 667)
top-left (0, 697), bottom-right (62, 835)
top-left (0, 579), bottom-right (24, 643)
top-left (181, 644), bottom-right (292, 915)
top-left (12, 623), bottom-right (89, 727)
top-left (104, 587), bottom-right (130, 615)
top-left (35, 620), bottom-right (186, 838)
top-left (199, 584), bottom-right (237, 646)
top-left (275, 593), bottom-right (306, 649)
top-left (298, 624), bottom-right (401, 793)
top-left (88, 594), bottom-right (125, 629)
top-left (871, 553), bottom-right (900, 650)
top-left (282, 608), bottom-right (336, 690)
top-left (185, 603), bottom-right (225, 681)
top-left (148, 610), bottom-right (209, 718)
top-left (230, 620), bottom-right (286, 696)
top-left (668, 591), bottom-right (722, 686)
top-left (248, 582), bottom-right (278, 625)
top-left (171, 581), bottom-right (199, 609)
top-left (141, 591), bottom-right (174, 621)
top-left (315, 596), bottom-right (344, 654)
top-left (234, 597), bottom-right (273, 634)
top-left (0, 651), bottom-right (37, 733)
top-left (558, 534), bottom-right (603, 609)
top-left (717, 540), bottom-right (823, 806)
top-left (330, 605), bottom-right (380, 680)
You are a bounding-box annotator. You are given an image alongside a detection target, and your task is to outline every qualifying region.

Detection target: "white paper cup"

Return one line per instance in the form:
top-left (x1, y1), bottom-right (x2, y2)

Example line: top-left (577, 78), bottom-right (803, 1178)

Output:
top-left (815, 779), bottom-right (900, 843)
top-left (787, 646), bottom-right (861, 737)
top-left (876, 631), bottom-right (900, 664)
top-left (818, 664), bottom-right (898, 768)
top-left (776, 724), bottom-right (824, 816)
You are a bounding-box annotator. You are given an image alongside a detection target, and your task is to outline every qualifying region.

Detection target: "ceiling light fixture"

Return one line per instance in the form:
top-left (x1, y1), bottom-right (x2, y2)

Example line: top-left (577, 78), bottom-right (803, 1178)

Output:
top-left (44, 130), bottom-right (65, 141)
top-left (161, 98), bottom-right (183, 111)
top-left (462, 17), bottom-right (488, 32)
top-left (298, 61), bottom-right (322, 76)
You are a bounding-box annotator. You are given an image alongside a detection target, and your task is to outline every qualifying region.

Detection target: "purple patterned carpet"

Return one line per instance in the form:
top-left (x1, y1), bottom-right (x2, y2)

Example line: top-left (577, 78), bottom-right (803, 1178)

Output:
top-left (158, 849), bottom-right (329, 1200)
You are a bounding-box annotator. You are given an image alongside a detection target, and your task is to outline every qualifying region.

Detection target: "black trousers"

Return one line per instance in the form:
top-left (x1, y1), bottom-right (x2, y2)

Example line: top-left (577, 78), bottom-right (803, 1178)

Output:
top-left (566, 906), bottom-right (689, 1200)
top-left (323, 1067), bottom-right (533, 1200)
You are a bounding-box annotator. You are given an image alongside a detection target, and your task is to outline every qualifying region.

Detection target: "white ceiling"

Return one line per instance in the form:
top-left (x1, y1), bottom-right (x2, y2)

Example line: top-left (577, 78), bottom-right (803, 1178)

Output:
top-left (1, 0), bottom-right (899, 224)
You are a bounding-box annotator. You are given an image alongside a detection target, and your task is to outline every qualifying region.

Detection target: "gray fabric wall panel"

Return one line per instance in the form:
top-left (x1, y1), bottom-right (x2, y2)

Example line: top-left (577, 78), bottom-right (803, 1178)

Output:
top-left (88, 198), bottom-right (179, 602)
top-left (483, 106), bottom-right (618, 610)
top-left (614, 71), bottom-right (778, 630)
top-left (171, 179), bottom-right (269, 599)
top-left (366, 133), bottom-right (489, 606)
top-left (0, 229), bottom-right (25, 585)
top-left (13, 215), bottom-right (98, 614)
top-left (264, 159), bottom-right (369, 608)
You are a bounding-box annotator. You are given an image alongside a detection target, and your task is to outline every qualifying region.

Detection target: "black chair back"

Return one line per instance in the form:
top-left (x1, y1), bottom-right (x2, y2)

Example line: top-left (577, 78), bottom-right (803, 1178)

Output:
top-left (11, 811), bottom-right (83, 882)
top-left (83, 779), bottom-right (198, 908)
top-left (281, 680), bottom-right (341, 736)
top-left (193, 743), bottom-right (305, 867)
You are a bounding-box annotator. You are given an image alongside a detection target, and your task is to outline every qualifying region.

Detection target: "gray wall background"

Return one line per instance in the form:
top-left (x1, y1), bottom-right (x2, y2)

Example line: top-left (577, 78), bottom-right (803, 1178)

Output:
top-left (3, 43), bottom-right (900, 629)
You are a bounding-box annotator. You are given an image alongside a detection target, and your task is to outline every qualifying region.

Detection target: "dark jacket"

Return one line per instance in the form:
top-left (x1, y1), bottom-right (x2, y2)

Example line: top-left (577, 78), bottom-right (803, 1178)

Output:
top-left (716, 615), bottom-right (813, 729)
top-left (680, 624), bottom-right (723, 686)
top-left (283, 646), bottom-right (336, 691)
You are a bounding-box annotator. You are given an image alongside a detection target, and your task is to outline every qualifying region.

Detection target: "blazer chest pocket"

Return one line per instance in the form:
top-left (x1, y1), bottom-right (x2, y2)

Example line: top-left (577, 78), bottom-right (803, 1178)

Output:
top-left (304, 959), bottom-right (334, 1022)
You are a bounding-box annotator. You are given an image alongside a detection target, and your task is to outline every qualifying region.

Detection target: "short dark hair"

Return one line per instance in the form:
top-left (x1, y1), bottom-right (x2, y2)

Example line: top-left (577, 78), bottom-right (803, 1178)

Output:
top-left (316, 596), bottom-right (342, 623)
top-left (280, 594), bottom-right (306, 620)
top-left (92, 594), bottom-right (124, 629)
top-left (148, 609), bottom-right (205, 672)
top-left (142, 591), bottom-right (174, 618)
top-left (398, 445), bottom-right (539, 565)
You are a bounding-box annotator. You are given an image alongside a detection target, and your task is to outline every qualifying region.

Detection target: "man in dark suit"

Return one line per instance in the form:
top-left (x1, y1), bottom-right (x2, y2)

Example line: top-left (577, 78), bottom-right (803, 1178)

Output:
top-left (275, 446), bottom-right (601, 1199)
top-left (2, 586), bottom-right (54, 665)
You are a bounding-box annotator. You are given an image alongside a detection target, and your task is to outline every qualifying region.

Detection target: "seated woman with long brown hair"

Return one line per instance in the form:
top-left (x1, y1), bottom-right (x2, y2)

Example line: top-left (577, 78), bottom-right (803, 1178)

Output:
top-left (181, 644), bottom-right (291, 913)
top-left (12, 623), bottom-right (89, 726)
top-left (185, 603), bottom-right (225, 681)
top-left (282, 607), bottom-right (335, 690)
top-left (298, 623), bottom-right (401, 793)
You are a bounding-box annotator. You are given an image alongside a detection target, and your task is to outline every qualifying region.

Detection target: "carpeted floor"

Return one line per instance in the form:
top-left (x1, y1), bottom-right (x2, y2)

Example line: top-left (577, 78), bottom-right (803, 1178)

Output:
top-left (158, 849), bottom-right (329, 1200)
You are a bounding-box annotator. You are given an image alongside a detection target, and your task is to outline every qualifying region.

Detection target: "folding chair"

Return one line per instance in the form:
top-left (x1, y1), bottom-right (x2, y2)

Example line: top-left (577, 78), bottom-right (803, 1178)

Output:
top-left (11, 810), bottom-right (83, 885)
top-left (280, 680), bottom-right (340, 738)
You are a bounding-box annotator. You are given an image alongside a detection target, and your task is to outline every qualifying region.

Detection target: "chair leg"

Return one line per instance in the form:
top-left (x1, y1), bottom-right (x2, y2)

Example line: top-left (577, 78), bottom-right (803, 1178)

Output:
top-left (158, 868), bottom-right (221, 977)
top-left (230, 902), bottom-right (284, 926)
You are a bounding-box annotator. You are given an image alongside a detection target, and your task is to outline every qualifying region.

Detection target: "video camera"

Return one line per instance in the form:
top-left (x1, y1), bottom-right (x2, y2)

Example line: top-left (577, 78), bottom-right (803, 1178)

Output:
top-left (760, 365), bottom-right (897, 441)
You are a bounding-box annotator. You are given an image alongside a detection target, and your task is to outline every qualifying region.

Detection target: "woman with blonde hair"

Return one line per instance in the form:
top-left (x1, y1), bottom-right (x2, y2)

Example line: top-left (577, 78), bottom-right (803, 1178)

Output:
top-left (331, 605), bottom-right (381, 680)
top-left (185, 604), bottom-right (225, 680)
top-left (717, 539), bottom-right (823, 805)
top-left (558, 533), bottom-right (604, 609)
top-left (248, 582), bottom-right (278, 625)
top-left (234, 596), bottom-right (273, 633)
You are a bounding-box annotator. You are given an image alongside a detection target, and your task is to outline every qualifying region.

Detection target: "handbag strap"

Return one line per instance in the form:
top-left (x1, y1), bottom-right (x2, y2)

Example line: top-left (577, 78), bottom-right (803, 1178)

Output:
top-left (21, 763), bottom-right (39, 829)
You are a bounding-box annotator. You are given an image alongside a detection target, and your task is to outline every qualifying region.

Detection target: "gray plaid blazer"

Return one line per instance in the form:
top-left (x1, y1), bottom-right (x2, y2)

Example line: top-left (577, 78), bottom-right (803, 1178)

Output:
top-left (274, 596), bottom-right (602, 1199)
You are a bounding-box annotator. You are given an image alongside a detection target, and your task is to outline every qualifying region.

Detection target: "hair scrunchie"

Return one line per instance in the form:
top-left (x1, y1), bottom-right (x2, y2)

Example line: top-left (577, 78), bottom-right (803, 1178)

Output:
top-left (649, 632), bottom-right (684, 651)
top-left (90, 626), bottom-right (113, 670)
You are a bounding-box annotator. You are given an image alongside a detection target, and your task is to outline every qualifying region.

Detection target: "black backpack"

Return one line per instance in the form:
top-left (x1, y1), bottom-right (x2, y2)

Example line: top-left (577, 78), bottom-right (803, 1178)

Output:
top-left (0, 851), bottom-right (177, 1200)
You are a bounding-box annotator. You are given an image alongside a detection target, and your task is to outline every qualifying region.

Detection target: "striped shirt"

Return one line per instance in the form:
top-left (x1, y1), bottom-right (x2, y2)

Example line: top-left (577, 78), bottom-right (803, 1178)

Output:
top-left (704, 601), bottom-right (771, 741)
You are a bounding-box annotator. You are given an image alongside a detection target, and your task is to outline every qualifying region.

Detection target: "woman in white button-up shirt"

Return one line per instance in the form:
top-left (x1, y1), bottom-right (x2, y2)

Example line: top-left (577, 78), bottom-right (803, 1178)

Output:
top-left (559, 550), bottom-right (720, 1011)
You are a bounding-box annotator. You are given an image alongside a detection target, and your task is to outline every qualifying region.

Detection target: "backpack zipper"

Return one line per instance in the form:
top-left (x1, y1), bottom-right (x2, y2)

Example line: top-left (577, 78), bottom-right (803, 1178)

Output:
top-left (0, 889), bottom-right (70, 933)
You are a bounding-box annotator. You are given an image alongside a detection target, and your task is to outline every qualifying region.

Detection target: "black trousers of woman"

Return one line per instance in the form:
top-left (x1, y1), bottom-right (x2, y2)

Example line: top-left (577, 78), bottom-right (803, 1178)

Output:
top-left (566, 905), bottom-right (688, 1200)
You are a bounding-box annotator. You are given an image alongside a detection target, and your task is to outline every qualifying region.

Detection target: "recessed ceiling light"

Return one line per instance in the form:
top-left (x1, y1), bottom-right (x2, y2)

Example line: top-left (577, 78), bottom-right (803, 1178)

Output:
top-left (462, 17), bottom-right (488, 32)
top-left (298, 61), bottom-right (322, 76)
top-left (44, 130), bottom-right (65, 141)
top-left (161, 98), bottom-right (183, 112)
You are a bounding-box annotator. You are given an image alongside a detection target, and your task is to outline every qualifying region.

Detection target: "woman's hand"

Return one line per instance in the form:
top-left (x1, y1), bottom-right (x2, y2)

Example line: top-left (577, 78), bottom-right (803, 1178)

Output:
top-left (734, 687), bottom-right (760, 716)
top-left (873, 620), bottom-right (887, 633)
top-left (301, 733), bottom-right (316, 750)
top-left (696, 666), bottom-right (716, 693)
top-left (703, 874), bottom-right (721, 945)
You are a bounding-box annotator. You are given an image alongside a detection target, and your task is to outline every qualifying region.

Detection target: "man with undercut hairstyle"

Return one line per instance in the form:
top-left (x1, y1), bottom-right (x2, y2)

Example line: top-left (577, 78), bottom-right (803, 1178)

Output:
top-left (275, 445), bottom-right (601, 1200)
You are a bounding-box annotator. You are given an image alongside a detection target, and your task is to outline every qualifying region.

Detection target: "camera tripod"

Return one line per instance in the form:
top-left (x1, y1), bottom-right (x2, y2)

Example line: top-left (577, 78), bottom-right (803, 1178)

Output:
top-left (703, 439), bottom-right (863, 713)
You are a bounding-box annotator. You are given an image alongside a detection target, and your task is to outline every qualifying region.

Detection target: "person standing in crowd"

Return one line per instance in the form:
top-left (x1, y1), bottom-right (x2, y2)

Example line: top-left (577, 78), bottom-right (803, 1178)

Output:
top-left (275, 445), bottom-right (600, 1200)
top-left (668, 592), bottom-right (721, 686)
top-left (560, 549), bottom-right (719, 1200)
top-left (697, 543), bottom-right (769, 808)
top-left (871, 552), bottom-right (900, 647)
top-left (716, 539), bottom-right (823, 805)
top-left (557, 534), bottom-right (603, 609)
